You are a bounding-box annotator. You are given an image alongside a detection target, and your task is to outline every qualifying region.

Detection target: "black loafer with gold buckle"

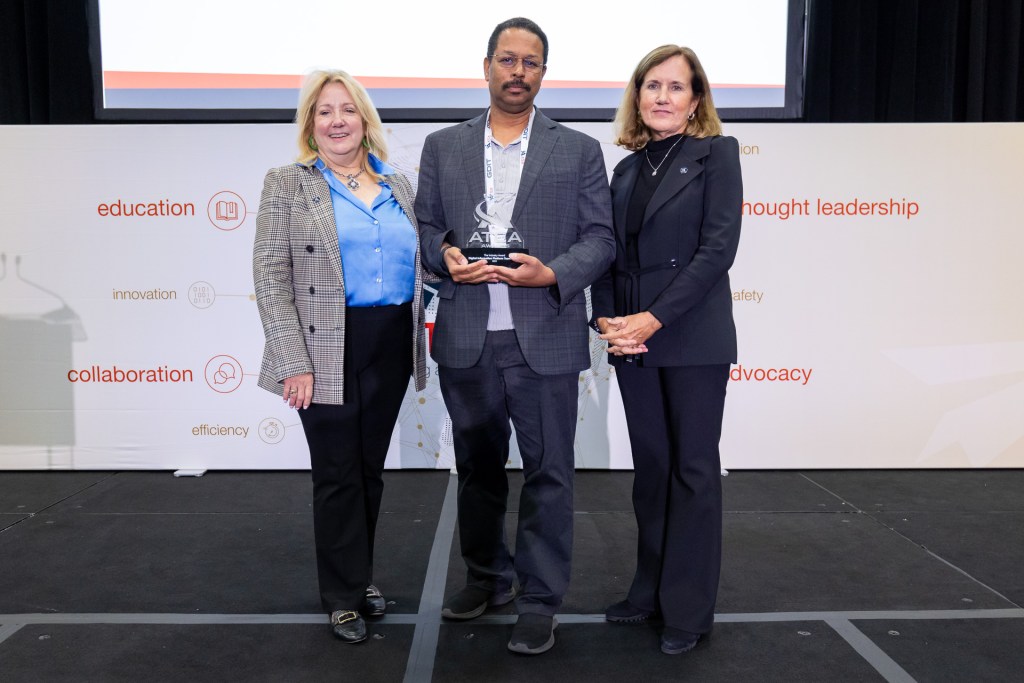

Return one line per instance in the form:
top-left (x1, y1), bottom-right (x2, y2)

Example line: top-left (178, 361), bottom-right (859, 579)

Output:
top-left (330, 610), bottom-right (367, 643)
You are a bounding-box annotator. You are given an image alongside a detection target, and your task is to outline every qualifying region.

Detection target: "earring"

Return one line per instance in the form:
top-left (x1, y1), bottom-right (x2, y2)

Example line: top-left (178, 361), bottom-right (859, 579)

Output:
top-left (362, 136), bottom-right (370, 149)
top-left (308, 134), bottom-right (318, 151)
top-left (687, 111), bottom-right (695, 121)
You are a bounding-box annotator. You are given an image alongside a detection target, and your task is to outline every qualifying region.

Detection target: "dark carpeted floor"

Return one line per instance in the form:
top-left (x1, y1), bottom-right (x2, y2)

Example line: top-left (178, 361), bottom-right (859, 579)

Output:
top-left (0, 469), bottom-right (1021, 682)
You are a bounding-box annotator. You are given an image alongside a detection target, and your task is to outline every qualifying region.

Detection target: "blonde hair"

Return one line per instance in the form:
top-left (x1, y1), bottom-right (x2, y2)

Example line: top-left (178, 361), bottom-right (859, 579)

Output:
top-left (295, 70), bottom-right (388, 179)
top-left (613, 45), bottom-right (722, 151)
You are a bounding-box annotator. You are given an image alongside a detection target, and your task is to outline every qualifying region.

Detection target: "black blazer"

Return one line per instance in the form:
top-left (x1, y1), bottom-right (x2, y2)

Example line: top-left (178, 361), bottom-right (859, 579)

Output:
top-left (591, 135), bottom-right (742, 367)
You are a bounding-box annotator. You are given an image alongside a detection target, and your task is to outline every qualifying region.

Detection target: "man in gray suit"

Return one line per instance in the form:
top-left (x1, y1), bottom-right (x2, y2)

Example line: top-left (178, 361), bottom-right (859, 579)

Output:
top-left (416, 17), bottom-right (614, 655)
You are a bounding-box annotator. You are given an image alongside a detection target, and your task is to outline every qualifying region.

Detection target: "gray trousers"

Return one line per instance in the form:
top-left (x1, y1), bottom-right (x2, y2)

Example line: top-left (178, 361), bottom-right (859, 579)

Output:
top-left (439, 329), bottom-right (578, 616)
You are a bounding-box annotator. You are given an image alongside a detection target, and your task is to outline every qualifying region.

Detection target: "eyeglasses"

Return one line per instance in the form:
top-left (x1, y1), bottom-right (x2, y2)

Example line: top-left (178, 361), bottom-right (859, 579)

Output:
top-left (490, 55), bottom-right (545, 72)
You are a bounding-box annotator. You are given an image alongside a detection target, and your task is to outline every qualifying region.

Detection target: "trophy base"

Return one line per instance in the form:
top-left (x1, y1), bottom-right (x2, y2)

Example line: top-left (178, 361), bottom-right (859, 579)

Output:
top-left (461, 248), bottom-right (528, 268)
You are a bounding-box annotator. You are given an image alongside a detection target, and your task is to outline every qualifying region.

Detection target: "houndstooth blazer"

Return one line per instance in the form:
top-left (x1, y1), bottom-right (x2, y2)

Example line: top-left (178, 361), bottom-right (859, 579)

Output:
top-left (253, 162), bottom-right (426, 404)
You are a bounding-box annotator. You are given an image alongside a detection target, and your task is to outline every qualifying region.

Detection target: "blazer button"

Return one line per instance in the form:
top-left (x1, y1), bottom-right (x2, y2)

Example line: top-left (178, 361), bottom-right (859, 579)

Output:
top-left (306, 245), bottom-right (314, 252)
top-left (309, 286), bottom-right (315, 294)
top-left (309, 325), bottom-right (315, 333)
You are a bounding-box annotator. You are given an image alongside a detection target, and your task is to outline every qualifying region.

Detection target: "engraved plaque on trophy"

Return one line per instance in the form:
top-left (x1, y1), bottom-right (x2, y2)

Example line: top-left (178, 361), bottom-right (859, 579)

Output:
top-left (462, 195), bottom-right (527, 268)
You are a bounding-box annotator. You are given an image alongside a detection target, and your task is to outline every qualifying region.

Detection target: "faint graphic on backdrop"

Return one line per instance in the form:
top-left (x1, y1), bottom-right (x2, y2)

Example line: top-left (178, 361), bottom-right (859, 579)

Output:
top-left (0, 253), bottom-right (86, 467)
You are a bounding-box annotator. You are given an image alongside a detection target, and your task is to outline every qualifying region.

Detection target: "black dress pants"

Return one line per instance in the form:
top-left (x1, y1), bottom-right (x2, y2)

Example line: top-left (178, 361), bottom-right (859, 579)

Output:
top-left (298, 303), bottom-right (412, 613)
top-left (615, 362), bottom-right (729, 634)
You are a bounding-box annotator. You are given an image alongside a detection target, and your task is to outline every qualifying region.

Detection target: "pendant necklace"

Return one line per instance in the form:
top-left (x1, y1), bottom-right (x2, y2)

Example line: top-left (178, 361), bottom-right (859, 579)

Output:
top-left (326, 163), bottom-right (365, 190)
top-left (645, 135), bottom-right (683, 176)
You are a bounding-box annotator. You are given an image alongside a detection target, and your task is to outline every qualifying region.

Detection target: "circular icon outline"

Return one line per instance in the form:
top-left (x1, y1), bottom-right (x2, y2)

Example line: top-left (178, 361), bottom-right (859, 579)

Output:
top-left (207, 191), bottom-right (247, 231)
top-left (258, 417), bottom-right (287, 445)
top-left (204, 354), bottom-right (244, 393)
top-left (188, 281), bottom-right (217, 309)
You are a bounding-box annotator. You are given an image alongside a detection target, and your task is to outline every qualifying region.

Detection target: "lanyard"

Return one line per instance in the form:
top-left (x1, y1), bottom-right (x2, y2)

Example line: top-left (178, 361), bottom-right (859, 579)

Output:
top-left (483, 107), bottom-right (536, 210)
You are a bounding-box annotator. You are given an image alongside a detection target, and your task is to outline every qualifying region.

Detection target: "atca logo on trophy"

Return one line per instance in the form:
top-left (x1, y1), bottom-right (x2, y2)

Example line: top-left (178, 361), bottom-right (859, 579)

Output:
top-left (462, 197), bottom-right (528, 268)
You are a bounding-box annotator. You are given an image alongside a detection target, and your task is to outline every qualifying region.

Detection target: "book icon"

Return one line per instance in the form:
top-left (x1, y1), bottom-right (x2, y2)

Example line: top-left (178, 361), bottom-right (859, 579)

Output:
top-left (215, 201), bottom-right (238, 221)
top-left (207, 191), bottom-right (247, 230)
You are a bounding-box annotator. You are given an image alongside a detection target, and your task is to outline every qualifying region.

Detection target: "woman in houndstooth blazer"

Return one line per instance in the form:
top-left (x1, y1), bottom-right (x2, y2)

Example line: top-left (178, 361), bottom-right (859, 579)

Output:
top-left (253, 70), bottom-right (426, 644)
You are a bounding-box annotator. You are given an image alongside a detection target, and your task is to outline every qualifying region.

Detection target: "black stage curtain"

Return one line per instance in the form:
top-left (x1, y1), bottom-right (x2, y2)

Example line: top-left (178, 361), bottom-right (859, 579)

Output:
top-left (805, 0), bottom-right (1023, 121)
top-left (1, 0), bottom-right (94, 125)
top-left (1, 0), bottom-right (1021, 124)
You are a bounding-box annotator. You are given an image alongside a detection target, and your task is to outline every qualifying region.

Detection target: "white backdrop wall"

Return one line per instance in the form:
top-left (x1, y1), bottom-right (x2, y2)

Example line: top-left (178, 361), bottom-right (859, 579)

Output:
top-left (1, 122), bottom-right (1021, 470)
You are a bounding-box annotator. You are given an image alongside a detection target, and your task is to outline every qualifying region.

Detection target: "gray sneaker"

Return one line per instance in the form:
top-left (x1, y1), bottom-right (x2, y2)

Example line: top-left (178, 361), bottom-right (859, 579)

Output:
top-left (441, 585), bottom-right (517, 620)
top-left (507, 614), bottom-right (558, 655)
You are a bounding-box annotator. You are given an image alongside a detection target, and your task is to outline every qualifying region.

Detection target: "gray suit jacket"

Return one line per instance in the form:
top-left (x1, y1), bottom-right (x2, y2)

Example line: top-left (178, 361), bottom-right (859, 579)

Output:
top-left (416, 109), bottom-right (614, 374)
top-left (253, 162), bottom-right (426, 404)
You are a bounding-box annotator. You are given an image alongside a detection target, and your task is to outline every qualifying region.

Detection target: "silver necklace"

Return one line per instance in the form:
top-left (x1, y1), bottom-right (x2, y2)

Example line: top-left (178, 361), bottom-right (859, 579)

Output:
top-left (327, 164), bottom-right (365, 190)
top-left (644, 135), bottom-right (683, 176)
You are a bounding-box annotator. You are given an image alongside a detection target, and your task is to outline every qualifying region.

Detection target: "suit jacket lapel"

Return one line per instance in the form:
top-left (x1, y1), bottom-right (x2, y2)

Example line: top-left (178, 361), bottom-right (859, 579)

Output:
top-left (644, 135), bottom-right (711, 225)
top-left (460, 114), bottom-right (487, 212)
top-left (512, 109), bottom-right (557, 225)
top-left (301, 169), bottom-right (346, 285)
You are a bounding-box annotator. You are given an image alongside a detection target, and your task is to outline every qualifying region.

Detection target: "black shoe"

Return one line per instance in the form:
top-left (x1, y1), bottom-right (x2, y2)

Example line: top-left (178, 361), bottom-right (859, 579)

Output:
top-left (660, 627), bottom-right (703, 655)
top-left (508, 613), bottom-right (558, 655)
top-left (330, 610), bottom-right (367, 643)
top-left (441, 585), bottom-right (517, 620)
top-left (363, 585), bottom-right (386, 617)
top-left (605, 599), bottom-right (659, 624)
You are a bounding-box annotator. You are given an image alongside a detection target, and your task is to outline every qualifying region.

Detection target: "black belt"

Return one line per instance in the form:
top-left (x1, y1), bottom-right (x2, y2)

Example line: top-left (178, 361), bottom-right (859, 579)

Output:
top-left (612, 259), bottom-right (678, 364)
top-left (614, 259), bottom-right (679, 315)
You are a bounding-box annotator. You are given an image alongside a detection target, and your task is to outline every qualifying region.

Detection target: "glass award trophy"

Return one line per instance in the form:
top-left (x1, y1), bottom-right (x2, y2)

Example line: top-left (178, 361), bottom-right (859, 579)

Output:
top-left (462, 194), bottom-right (527, 268)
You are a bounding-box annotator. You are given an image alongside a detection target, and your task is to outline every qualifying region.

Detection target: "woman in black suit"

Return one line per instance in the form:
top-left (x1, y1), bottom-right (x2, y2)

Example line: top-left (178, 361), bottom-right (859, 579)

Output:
top-left (591, 45), bottom-right (742, 655)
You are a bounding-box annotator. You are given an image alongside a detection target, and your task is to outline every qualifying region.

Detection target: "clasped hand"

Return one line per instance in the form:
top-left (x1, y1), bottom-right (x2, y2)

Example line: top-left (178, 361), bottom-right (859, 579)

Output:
top-left (597, 312), bottom-right (662, 356)
top-left (444, 247), bottom-right (555, 287)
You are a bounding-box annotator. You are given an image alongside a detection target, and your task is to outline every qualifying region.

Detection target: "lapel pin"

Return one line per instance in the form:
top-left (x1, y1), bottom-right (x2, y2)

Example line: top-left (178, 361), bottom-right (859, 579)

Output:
top-left (680, 167), bottom-right (688, 174)
top-left (313, 196), bottom-right (320, 204)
